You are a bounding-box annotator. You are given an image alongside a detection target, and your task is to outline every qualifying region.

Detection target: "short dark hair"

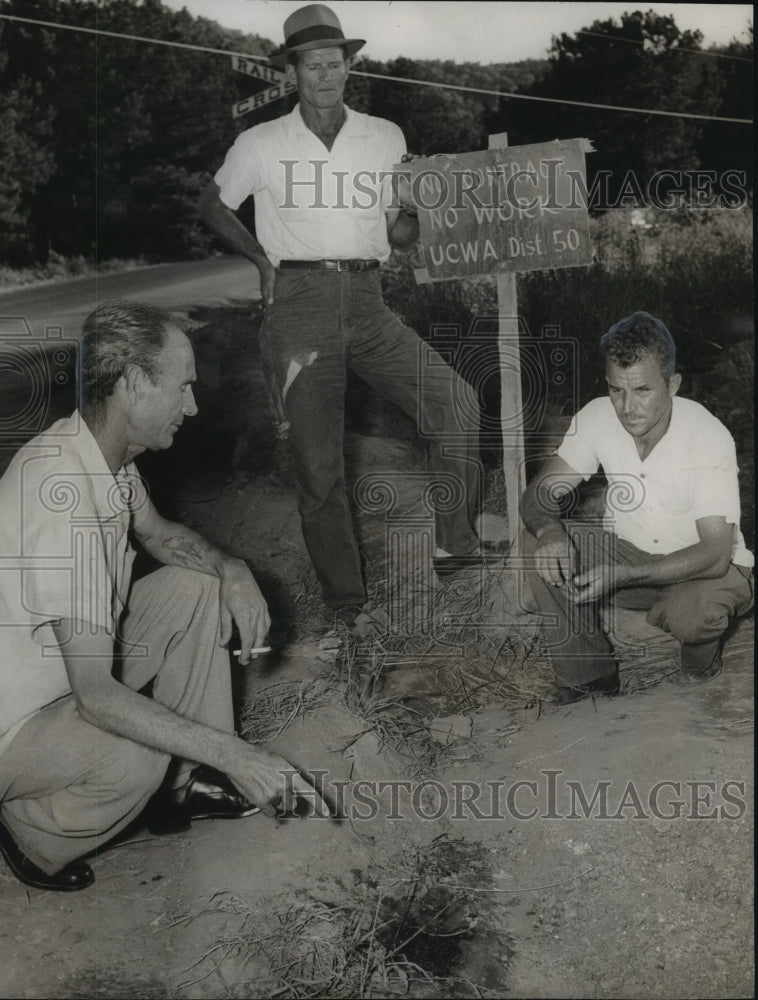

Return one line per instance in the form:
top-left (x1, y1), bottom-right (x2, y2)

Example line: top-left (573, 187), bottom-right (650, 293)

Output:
top-left (600, 311), bottom-right (676, 379)
top-left (79, 299), bottom-right (173, 407)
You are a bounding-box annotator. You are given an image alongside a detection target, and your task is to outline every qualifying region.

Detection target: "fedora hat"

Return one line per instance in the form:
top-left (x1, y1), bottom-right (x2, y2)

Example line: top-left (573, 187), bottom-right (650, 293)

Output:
top-left (268, 4), bottom-right (365, 69)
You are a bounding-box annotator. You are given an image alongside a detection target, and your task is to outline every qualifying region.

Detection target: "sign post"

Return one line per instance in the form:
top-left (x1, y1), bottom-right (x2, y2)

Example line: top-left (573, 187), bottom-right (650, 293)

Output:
top-left (488, 131), bottom-right (524, 556)
top-left (406, 136), bottom-right (594, 553)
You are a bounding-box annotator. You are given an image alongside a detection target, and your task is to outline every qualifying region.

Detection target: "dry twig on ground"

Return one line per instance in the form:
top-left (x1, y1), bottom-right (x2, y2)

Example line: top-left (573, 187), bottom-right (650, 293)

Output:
top-left (239, 678), bottom-right (330, 744)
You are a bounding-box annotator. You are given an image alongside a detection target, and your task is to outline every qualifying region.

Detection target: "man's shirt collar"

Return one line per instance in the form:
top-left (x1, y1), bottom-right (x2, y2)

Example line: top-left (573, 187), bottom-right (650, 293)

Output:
top-left (55, 411), bottom-right (137, 523)
top-left (287, 103), bottom-right (368, 140)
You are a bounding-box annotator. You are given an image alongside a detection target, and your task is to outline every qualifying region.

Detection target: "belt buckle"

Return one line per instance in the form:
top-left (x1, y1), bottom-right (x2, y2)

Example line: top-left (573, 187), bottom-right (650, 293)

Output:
top-left (336, 259), bottom-right (354, 272)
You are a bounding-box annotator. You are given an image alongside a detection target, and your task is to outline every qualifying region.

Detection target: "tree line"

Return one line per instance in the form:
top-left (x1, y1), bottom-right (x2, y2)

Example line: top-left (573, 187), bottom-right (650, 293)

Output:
top-left (0, 0), bottom-right (751, 266)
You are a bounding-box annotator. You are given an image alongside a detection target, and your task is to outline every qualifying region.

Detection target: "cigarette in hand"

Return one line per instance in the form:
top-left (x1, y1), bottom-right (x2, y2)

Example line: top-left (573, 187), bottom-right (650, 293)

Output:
top-left (233, 646), bottom-right (272, 657)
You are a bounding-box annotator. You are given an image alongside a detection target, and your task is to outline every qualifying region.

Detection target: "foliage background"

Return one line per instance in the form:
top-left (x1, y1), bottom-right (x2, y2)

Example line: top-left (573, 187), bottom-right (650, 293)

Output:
top-left (0, 0), bottom-right (753, 540)
top-left (0, 0), bottom-right (751, 266)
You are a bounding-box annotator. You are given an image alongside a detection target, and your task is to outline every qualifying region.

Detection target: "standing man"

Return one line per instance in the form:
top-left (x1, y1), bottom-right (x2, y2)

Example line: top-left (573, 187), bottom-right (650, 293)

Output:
top-left (521, 311), bottom-right (753, 702)
top-left (199, 4), bottom-right (484, 624)
top-left (0, 300), bottom-right (326, 893)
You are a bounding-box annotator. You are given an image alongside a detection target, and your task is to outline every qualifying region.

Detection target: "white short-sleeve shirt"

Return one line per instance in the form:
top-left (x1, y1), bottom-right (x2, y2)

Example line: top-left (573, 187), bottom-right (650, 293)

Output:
top-left (0, 413), bottom-right (143, 748)
top-left (557, 396), bottom-right (753, 566)
top-left (213, 104), bottom-right (407, 266)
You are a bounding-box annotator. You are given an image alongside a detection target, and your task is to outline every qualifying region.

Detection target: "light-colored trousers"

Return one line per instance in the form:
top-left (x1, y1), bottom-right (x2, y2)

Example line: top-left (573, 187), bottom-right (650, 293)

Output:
top-left (0, 566), bottom-right (233, 874)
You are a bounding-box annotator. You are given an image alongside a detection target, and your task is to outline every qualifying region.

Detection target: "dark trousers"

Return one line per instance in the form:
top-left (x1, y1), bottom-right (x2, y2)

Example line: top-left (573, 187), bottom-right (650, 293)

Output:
top-left (523, 525), bottom-right (754, 688)
top-left (260, 268), bottom-right (480, 607)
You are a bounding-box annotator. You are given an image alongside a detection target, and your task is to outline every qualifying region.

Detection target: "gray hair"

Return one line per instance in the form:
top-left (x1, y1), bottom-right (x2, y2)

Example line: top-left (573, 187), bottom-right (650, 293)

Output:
top-left (79, 299), bottom-right (173, 407)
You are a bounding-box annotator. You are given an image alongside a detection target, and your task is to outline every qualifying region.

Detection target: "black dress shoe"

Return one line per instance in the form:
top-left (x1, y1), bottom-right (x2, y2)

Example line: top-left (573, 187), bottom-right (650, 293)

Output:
top-left (0, 820), bottom-right (94, 892)
top-left (147, 765), bottom-right (260, 835)
top-left (550, 669), bottom-right (621, 705)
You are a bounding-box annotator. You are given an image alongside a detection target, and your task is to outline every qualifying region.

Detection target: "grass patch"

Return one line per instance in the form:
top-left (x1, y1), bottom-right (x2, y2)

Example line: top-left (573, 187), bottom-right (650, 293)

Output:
top-left (308, 565), bottom-right (556, 779)
top-left (0, 253), bottom-right (148, 290)
top-left (173, 836), bottom-right (504, 999)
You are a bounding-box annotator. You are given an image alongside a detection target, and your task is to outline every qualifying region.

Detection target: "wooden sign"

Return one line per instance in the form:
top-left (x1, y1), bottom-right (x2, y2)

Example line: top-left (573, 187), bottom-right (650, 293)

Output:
top-left (232, 80), bottom-right (297, 118)
top-left (411, 139), bottom-right (594, 280)
top-left (230, 55), bottom-right (287, 85)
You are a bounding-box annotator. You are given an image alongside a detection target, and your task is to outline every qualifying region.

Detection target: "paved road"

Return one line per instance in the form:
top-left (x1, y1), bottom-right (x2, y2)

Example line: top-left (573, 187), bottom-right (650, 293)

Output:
top-left (0, 258), bottom-right (259, 457)
top-left (0, 257), bottom-right (259, 344)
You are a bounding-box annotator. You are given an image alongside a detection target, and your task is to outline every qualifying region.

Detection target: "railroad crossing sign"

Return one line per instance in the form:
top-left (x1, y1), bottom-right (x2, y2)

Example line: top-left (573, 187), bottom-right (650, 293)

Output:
top-left (230, 54), bottom-right (295, 118)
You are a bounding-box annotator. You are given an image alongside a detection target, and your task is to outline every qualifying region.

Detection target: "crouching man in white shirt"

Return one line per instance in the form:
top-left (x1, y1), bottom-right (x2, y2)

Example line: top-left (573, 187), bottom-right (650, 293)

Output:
top-left (521, 311), bottom-right (753, 703)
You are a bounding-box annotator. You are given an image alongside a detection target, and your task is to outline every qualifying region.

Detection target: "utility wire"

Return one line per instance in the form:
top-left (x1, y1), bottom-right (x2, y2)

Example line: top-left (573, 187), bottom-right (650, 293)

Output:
top-left (576, 28), bottom-right (753, 62)
top-left (354, 69), bottom-right (751, 123)
top-left (0, 12), bottom-right (752, 125)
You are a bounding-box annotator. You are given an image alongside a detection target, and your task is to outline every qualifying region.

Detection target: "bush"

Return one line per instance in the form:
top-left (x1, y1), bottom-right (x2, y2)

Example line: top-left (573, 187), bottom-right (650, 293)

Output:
top-left (520, 206), bottom-right (753, 402)
top-left (380, 206), bottom-right (752, 415)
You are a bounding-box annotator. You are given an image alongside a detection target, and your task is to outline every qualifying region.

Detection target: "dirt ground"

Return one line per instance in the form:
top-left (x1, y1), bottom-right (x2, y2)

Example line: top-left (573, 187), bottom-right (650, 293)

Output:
top-left (0, 303), bottom-right (754, 999)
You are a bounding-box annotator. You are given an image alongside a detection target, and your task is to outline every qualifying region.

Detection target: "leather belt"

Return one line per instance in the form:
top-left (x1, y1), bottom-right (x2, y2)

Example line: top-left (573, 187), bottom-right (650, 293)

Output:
top-left (279, 259), bottom-right (380, 272)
